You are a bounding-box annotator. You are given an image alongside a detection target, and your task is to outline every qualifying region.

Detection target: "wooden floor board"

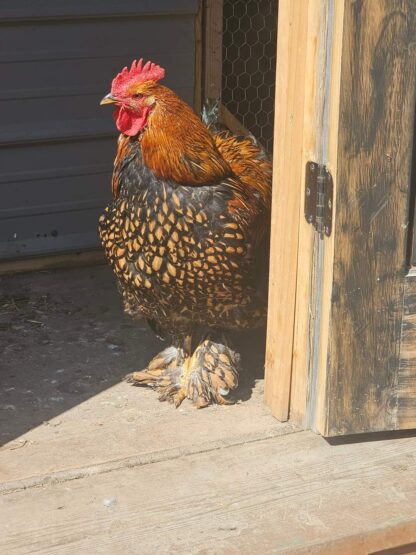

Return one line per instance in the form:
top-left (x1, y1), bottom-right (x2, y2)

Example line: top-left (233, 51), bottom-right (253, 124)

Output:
top-left (2, 431), bottom-right (416, 554)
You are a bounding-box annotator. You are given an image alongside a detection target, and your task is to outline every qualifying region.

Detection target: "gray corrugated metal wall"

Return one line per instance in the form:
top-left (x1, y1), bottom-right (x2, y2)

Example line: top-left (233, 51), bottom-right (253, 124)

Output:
top-left (0, 0), bottom-right (199, 260)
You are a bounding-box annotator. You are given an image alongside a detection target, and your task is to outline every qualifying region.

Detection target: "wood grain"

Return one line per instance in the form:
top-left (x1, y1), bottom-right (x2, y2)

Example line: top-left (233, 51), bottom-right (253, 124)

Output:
top-left (288, 0), bottom-right (323, 426)
top-left (265, 0), bottom-right (344, 426)
top-left (193, 0), bottom-right (203, 114)
top-left (3, 431), bottom-right (416, 554)
top-left (265, 0), bottom-right (309, 420)
top-left (313, 0), bottom-right (345, 433)
top-left (202, 0), bottom-right (223, 102)
top-left (397, 269), bottom-right (416, 429)
top-left (289, 0), bottom-right (345, 427)
top-left (323, 0), bottom-right (416, 435)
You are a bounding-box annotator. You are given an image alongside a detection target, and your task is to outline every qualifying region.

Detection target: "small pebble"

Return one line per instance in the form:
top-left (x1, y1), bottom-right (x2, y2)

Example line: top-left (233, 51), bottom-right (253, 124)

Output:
top-left (43, 420), bottom-right (62, 427)
top-left (103, 497), bottom-right (117, 508)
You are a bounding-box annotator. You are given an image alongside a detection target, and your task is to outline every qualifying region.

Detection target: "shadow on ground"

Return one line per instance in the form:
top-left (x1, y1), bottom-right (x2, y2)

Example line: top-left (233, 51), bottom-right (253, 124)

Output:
top-left (0, 265), bottom-right (266, 446)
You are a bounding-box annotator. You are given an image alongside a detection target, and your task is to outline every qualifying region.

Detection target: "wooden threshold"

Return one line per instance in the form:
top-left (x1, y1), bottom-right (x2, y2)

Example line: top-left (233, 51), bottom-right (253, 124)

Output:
top-left (2, 429), bottom-right (416, 554)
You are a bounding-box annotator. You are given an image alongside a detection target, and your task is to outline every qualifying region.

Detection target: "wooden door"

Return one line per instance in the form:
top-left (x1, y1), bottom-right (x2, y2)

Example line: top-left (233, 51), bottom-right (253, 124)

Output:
top-left (265, 0), bottom-right (416, 436)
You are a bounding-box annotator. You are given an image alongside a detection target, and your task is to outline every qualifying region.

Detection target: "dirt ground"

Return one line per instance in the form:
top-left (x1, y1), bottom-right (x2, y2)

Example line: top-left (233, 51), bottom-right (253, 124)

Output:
top-left (1, 264), bottom-right (160, 445)
top-left (0, 264), bottom-right (272, 448)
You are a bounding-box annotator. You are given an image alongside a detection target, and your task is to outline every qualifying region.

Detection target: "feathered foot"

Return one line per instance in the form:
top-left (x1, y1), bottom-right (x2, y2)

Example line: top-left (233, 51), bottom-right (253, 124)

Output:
top-left (126, 339), bottom-right (240, 409)
top-left (125, 346), bottom-right (186, 407)
top-left (182, 340), bottom-right (240, 408)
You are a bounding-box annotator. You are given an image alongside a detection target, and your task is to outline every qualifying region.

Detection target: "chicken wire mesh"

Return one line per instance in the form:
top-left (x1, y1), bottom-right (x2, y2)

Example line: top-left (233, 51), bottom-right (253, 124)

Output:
top-left (222, 0), bottom-right (277, 154)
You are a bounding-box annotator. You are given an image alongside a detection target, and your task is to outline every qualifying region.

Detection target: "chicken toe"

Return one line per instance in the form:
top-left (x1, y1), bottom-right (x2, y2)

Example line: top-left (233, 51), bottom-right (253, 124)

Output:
top-left (125, 346), bottom-right (184, 392)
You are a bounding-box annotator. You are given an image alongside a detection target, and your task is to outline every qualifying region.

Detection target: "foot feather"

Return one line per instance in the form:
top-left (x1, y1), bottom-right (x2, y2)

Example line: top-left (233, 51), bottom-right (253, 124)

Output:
top-left (184, 340), bottom-right (240, 408)
top-left (125, 346), bottom-right (183, 389)
top-left (125, 341), bottom-right (240, 408)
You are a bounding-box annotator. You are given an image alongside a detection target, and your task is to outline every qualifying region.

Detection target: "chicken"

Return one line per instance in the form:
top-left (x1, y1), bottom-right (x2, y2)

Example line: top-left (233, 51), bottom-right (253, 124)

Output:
top-left (98, 59), bottom-right (272, 408)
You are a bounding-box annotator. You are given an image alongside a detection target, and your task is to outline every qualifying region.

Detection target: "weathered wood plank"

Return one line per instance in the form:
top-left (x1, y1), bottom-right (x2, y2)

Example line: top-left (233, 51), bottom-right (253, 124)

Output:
top-left (312, 0), bottom-right (347, 433)
top-left (292, 521), bottom-right (416, 555)
top-left (202, 0), bottom-right (223, 102)
top-left (2, 431), bottom-right (416, 554)
top-left (323, 0), bottom-right (416, 435)
top-left (265, 0), bottom-right (309, 421)
top-left (288, 0), bottom-right (324, 427)
top-left (290, 0), bottom-right (345, 428)
top-left (193, 0), bottom-right (203, 113)
top-left (397, 269), bottom-right (416, 429)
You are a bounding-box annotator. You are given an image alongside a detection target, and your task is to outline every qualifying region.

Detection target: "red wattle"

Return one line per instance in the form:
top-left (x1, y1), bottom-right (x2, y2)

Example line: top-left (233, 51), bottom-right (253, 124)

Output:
top-left (113, 105), bottom-right (149, 137)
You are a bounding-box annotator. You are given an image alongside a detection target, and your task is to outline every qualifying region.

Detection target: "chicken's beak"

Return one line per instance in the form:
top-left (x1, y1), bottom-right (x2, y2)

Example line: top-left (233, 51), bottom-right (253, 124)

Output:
top-left (100, 93), bottom-right (117, 106)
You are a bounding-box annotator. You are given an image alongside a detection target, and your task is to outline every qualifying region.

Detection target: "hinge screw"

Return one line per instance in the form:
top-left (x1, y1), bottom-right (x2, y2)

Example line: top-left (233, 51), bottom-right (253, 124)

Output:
top-left (306, 187), bottom-right (311, 197)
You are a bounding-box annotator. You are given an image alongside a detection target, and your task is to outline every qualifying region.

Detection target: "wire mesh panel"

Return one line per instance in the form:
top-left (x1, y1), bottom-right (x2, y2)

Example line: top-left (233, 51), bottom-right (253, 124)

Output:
top-left (222, 0), bottom-right (277, 153)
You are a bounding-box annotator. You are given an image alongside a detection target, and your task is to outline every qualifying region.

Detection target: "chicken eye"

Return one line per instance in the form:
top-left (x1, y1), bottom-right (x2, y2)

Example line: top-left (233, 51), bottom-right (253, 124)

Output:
top-left (132, 93), bottom-right (143, 99)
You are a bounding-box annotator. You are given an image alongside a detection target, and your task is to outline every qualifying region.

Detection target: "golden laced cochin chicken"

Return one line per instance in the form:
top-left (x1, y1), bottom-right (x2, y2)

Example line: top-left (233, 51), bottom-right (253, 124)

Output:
top-left (99, 59), bottom-right (272, 408)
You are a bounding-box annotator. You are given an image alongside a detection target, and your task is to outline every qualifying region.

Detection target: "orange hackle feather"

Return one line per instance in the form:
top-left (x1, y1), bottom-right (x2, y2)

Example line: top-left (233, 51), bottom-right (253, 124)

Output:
top-left (112, 135), bottom-right (131, 198)
top-left (214, 132), bottom-right (272, 245)
top-left (136, 85), bottom-right (271, 244)
top-left (141, 85), bottom-right (231, 185)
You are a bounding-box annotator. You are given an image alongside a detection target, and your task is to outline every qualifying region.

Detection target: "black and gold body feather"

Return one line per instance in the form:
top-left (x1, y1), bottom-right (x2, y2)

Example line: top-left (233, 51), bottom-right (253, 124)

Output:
top-left (99, 135), bottom-right (269, 337)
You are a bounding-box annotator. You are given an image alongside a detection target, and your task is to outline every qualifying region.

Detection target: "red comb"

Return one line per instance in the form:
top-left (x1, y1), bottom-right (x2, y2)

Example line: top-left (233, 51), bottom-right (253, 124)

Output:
top-left (111, 58), bottom-right (165, 96)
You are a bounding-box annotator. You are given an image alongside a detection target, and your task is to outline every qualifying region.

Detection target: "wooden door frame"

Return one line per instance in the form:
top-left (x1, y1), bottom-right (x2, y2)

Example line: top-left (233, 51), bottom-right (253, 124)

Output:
top-left (265, 0), bottom-right (416, 436)
top-left (265, 0), bottom-right (344, 426)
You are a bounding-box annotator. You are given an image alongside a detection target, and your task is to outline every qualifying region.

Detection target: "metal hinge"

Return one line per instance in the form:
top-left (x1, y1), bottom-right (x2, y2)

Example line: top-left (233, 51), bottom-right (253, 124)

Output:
top-left (304, 161), bottom-right (333, 238)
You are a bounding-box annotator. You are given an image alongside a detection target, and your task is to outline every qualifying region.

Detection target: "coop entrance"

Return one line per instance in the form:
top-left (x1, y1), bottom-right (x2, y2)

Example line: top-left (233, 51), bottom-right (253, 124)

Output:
top-left (6, 0), bottom-right (416, 439)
